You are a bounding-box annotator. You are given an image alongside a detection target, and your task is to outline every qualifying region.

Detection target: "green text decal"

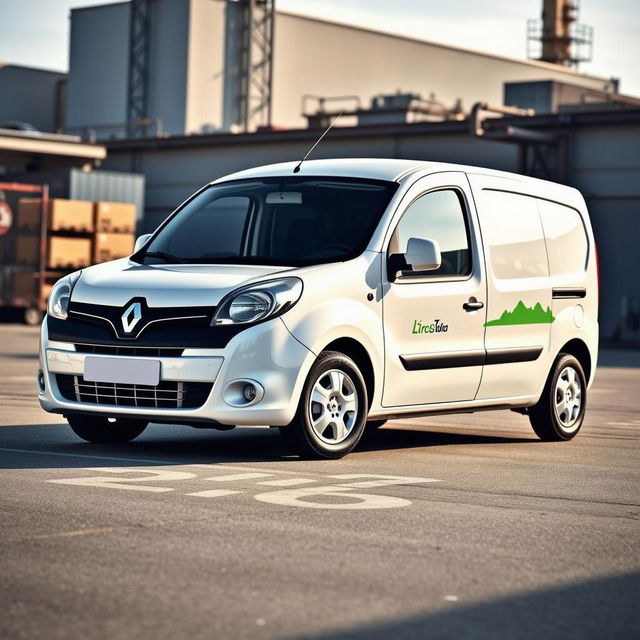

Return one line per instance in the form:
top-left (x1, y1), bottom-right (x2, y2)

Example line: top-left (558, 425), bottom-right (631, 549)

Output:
top-left (485, 301), bottom-right (555, 327)
top-left (412, 319), bottom-right (448, 334)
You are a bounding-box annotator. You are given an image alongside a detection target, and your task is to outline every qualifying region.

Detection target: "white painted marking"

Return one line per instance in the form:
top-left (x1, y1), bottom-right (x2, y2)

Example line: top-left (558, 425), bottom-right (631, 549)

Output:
top-left (330, 474), bottom-right (441, 488)
top-left (48, 468), bottom-right (196, 492)
top-left (187, 489), bottom-right (242, 498)
top-left (254, 486), bottom-right (412, 510)
top-left (256, 478), bottom-right (317, 487)
top-left (444, 595), bottom-right (459, 602)
top-left (206, 472), bottom-right (272, 482)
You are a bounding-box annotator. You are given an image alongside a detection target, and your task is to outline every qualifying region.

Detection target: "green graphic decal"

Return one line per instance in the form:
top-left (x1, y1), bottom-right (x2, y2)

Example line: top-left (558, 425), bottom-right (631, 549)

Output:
top-left (485, 301), bottom-right (555, 327)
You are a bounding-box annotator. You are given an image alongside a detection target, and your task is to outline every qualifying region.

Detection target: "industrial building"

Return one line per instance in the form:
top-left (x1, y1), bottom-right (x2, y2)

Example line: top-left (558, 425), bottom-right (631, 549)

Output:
top-left (0, 0), bottom-right (638, 344)
top-left (0, 64), bottom-right (66, 133)
top-left (64, 0), bottom-right (620, 137)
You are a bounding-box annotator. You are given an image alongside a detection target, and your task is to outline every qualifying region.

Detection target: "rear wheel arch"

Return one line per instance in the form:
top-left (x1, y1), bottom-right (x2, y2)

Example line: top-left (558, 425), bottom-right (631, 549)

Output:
top-left (558, 338), bottom-right (592, 384)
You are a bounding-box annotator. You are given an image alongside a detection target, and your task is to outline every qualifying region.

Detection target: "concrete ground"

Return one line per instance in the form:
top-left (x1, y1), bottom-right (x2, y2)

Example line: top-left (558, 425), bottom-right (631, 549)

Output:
top-left (0, 325), bottom-right (638, 639)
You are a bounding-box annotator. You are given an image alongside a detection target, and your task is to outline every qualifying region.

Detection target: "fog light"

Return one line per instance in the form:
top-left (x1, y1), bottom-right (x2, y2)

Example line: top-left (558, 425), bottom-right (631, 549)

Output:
top-left (243, 384), bottom-right (257, 402)
top-left (37, 369), bottom-right (45, 392)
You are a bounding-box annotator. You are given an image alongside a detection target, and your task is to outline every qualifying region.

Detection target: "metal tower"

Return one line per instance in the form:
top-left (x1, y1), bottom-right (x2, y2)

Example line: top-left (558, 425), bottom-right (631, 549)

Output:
top-left (237, 0), bottom-right (275, 131)
top-left (127, 0), bottom-right (151, 137)
top-left (527, 0), bottom-right (592, 68)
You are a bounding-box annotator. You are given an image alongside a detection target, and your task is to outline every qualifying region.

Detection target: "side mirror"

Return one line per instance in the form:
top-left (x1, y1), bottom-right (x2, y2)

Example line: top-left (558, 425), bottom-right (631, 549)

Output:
top-left (134, 233), bottom-right (152, 253)
top-left (404, 237), bottom-right (441, 272)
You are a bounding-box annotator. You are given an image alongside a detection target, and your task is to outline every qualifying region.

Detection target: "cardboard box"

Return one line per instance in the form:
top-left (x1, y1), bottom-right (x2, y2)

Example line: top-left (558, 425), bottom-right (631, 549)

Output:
top-left (18, 198), bottom-right (94, 233)
top-left (48, 237), bottom-right (92, 269)
top-left (95, 201), bottom-right (136, 234)
top-left (93, 233), bottom-right (135, 263)
top-left (15, 234), bottom-right (91, 269)
top-left (17, 199), bottom-right (42, 231)
top-left (16, 235), bottom-right (40, 265)
top-left (11, 271), bottom-right (38, 299)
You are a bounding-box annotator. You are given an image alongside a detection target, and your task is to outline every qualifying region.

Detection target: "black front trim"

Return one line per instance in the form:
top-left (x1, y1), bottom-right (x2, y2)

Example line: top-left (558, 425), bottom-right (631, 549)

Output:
top-left (74, 344), bottom-right (184, 357)
top-left (48, 315), bottom-right (246, 349)
top-left (400, 346), bottom-right (543, 371)
top-left (552, 287), bottom-right (586, 299)
top-left (68, 299), bottom-right (214, 341)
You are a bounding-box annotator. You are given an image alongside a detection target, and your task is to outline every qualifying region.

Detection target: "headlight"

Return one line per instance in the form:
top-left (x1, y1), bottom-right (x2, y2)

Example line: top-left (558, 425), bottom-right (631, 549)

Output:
top-left (47, 271), bottom-right (81, 320)
top-left (213, 278), bottom-right (303, 325)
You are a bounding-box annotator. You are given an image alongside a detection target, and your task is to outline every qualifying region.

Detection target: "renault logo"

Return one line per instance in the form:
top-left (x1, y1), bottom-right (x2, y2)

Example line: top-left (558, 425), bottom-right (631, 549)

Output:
top-left (121, 301), bottom-right (143, 334)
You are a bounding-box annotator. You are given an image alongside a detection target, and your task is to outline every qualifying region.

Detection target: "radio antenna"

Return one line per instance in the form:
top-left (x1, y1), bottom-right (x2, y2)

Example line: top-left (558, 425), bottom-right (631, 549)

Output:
top-left (293, 112), bottom-right (343, 173)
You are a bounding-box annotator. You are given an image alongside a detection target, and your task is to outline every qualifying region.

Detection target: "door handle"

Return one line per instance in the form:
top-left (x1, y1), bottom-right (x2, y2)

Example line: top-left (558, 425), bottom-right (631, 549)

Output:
top-left (463, 297), bottom-right (484, 312)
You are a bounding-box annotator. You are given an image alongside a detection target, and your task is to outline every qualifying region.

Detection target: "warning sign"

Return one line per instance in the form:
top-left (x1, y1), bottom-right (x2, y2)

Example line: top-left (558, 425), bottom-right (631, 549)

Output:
top-left (0, 201), bottom-right (13, 236)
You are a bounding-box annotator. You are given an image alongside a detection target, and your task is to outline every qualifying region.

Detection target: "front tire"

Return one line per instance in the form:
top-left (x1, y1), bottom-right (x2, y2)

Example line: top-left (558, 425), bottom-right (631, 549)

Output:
top-left (529, 353), bottom-right (586, 441)
top-left (67, 414), bottom-right (148, 444)
top-left (279, 351), bottom-right (368, 459)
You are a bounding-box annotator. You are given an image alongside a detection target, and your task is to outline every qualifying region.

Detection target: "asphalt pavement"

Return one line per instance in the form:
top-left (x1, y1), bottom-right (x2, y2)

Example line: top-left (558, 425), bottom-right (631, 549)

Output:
top-left (0, 325), bottom-right (638, 639)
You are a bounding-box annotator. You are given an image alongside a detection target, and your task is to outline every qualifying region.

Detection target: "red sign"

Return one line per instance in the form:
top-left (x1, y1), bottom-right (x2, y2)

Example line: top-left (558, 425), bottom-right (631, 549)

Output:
top-left (0, 201), bottom-right (12, 236)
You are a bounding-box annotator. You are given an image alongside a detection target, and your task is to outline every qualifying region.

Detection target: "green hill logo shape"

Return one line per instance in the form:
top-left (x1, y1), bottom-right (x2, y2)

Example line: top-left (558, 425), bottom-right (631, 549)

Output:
top-left (485, 301), bottom-right (555, 327)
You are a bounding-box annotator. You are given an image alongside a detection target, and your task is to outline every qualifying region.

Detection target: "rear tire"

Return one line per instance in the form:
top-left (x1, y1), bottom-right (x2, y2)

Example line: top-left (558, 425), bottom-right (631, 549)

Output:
top-left (279, 351), bottom-right (368, 459)
top-left (67, 414), bottom-right (148, 444)
top-left (529, 353), bottom-right (586, 441)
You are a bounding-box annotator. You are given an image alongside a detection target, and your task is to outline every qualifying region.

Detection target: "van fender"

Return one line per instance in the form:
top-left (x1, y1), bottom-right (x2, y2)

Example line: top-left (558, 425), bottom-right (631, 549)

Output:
top-left (281, 296), bottom-right (384, 410)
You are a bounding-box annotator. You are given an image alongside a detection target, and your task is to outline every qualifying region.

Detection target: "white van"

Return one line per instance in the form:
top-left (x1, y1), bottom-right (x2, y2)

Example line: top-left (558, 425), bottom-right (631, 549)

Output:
top-left (38, 159), bottom-right (598, 459)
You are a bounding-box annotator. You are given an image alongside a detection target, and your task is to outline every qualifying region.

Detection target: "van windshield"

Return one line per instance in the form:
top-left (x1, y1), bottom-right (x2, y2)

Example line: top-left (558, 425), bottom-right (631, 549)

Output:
top-left (135, 177), bottom-right (398, 267)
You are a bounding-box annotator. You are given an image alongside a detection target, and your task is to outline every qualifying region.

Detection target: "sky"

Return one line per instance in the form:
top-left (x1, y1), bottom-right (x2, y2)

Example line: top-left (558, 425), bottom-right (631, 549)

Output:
top-left (1, 0), bottom-right (639, 95)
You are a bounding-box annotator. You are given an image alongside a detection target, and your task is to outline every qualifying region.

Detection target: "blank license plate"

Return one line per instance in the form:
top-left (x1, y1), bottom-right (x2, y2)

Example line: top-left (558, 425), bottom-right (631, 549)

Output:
top-left (84, 357), bottom-right (160, 386)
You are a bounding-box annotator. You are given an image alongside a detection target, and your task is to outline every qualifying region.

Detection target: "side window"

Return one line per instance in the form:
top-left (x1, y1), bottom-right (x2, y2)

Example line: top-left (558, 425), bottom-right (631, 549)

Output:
top-left (478, 190), bottom-right (548, 280)
top-left (391, 189), bottom-right (471, 276)
top-left (538, 200), bottom-right (588, 275)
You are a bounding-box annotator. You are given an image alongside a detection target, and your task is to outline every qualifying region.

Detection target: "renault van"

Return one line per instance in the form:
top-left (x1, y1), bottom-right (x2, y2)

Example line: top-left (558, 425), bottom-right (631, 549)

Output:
top-left (38, 159), bottom-right (598, 458)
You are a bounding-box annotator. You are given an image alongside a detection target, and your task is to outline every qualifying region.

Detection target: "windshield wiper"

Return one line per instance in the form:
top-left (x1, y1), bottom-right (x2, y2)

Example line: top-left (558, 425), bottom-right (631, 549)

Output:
top-left (142, 251), bottom-right (186, 264)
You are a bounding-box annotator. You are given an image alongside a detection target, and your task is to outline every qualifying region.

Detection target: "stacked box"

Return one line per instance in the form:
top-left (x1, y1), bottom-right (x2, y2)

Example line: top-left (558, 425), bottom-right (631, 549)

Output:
top-left (49, 237), bottom-right (92, 269)
top-left (18, 198), bottom-right (94, 232)
top-left (92, 202), bottom-right (136, 263)
top-left (94, 202), bottom-right (136, 233)
top-left (11, 271), bottom-right (38, 300)
top-left (15, 235), bottom-right (91, 269)
top-left (93, 233), bottom-right (135, 263)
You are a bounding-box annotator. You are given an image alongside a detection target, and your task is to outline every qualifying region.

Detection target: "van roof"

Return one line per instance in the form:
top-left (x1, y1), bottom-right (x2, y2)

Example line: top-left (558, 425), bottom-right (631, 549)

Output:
top-left (213, 158), bottom-right (567, 190)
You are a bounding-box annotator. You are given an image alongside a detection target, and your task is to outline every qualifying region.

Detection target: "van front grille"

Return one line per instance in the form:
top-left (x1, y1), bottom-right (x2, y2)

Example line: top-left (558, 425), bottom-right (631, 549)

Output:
top-left (74, 344), bottom-right (184, 357)
top-left (56, 374), bottom-right (212, 409)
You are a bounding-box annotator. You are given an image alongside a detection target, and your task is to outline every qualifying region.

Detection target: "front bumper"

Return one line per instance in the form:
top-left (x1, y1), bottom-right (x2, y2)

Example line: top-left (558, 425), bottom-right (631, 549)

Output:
top-left (38, 316), bottom-right (314, 426)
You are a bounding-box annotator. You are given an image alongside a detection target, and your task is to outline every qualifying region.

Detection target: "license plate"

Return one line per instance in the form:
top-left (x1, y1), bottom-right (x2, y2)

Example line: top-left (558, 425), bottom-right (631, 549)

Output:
top-left (84, 356), bottom-right (160, 386)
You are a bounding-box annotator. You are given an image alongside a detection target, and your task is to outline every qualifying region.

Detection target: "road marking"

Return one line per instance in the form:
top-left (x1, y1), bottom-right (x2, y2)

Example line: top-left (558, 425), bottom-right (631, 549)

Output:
top-left (254, 485), bottom-right (412, 510)
top-left (256, 478), bottom-right (318, 487)
top-left (206, 472), bottom-right (272, 482)
top-left (36, 456), bottom-right (442, 510)
top-left (187, 489), bottom-right (242, 498)
top-left (330, 474), bottom-right (441, 488)
top-left (48, 468), bottom-right (197, 492)
top-left (444, 595), bottom-right (459, 602)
